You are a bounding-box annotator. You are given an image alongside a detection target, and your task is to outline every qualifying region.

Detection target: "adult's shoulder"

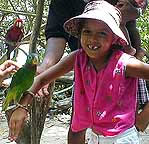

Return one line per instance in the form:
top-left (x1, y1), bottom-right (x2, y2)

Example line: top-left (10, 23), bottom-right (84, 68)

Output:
top-left (49, 0), bottom-right (85, 15)
top-left (50, 0), bottom-right (82, 8)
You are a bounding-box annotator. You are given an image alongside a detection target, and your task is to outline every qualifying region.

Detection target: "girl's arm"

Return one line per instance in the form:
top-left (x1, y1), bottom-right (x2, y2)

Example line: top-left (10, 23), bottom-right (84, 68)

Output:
top-left (30, 50), bottom-right (77, 94)
top-left (8, 51), bottom-right (77, 142)
top-left (18, 50), bottom-right (77, 109)
top-left (126, 58), bottom-right (149, 79)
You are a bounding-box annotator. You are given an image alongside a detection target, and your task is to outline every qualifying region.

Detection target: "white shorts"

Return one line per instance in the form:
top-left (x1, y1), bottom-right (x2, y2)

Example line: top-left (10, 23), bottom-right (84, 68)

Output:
top-left (88, 126), bottom-right (141, 144)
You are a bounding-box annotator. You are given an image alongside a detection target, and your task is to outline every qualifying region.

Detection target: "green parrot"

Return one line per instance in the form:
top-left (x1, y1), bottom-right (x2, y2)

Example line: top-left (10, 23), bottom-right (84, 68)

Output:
top-left (2, 53), bottom-right (39, 111)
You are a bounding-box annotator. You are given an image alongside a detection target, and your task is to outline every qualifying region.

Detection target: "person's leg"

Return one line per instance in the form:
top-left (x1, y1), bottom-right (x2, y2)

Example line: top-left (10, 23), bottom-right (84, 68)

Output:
top-left (68, 127), bottom-right (86, 144)
top-left (67, 86), bottom-right (86, 144)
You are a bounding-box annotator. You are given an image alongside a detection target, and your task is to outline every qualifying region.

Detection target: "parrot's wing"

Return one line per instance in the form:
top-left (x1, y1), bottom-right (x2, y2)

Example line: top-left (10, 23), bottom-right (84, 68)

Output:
top-left (5, 26), bottom-right (13, 40)
top-left (10, 66), bottom-right (35, 101)
top-left (8, 66), bottom-right (24, 89)
top-left (15, 68), bottom-right (35, 102)
top-left (2, 66), bottom-right (36, 111)
top-left (2, 87), bottom-right (17, 111)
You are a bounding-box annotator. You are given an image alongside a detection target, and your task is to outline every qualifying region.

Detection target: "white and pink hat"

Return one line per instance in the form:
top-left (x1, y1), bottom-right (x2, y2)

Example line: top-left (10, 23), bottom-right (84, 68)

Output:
top-left (64, 0), bottom-right (128, 46)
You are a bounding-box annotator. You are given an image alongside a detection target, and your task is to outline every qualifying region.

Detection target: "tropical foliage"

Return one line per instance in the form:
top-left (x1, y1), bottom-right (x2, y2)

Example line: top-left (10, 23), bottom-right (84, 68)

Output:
top-left (137, 6), bottom-right (149, 53)
top-left (0, 0), bottom-right (50, 61)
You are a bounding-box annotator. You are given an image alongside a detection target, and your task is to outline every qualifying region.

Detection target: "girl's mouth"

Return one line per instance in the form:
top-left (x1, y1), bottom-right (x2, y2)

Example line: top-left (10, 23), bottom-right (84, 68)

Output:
top-left (88, 44), bottom-right (99, 50)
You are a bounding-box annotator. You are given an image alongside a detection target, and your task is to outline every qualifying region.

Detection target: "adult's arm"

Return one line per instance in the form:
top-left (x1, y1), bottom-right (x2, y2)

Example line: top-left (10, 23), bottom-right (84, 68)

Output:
top-left (126, 20), bottom-right (141, 52)
top-left (38, 0), bottom-right (76, 73)
top-left (37, 38), bottom-right (66, 74)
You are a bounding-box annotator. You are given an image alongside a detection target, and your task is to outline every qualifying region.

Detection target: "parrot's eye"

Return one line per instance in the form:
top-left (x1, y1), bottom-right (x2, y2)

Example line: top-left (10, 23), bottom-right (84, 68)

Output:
top-left (27, 55), bottom-right (32, 60)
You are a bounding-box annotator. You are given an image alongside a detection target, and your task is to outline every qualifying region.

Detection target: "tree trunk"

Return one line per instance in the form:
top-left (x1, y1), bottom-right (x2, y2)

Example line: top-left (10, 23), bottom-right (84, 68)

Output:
top-left (31, 83), bottom-right (54, 144)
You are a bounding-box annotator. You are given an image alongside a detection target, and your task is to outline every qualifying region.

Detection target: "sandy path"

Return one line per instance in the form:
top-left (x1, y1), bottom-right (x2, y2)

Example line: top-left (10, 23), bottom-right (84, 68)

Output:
top-left (1, 114), bottom-right (149, 144)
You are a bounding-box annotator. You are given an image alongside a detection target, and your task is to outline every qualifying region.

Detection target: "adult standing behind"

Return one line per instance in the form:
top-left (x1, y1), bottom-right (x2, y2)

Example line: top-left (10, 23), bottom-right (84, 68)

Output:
top-left (39, 0), bottom-right (139, 74)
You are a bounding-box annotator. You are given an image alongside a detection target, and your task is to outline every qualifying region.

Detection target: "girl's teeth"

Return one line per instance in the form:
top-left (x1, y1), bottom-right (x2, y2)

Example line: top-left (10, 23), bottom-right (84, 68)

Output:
top-left (88, 45), bottom-right (98, 50)
top-left (94, 46), bottom-right (98, 49)
top-left (89, 45), bottom-right (92, 49)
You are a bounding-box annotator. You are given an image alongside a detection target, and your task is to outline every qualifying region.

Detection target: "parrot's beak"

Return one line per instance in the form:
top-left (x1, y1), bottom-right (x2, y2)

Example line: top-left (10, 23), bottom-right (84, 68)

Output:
top-left (16, 22), bottom-right (22, 28)
top-left (33, 57), bottom-right (39, 65)
top-left (18, 22), bottom-right (22, 28)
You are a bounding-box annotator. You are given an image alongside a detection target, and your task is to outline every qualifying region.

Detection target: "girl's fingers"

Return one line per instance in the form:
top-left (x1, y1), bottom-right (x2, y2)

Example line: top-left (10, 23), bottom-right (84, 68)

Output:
top-left (8, 120), bottom-right (17, 141)
top-left (8, 120), bottom-right (23, 141)
top-left (8, 109), bottom-right (27, 142)
top-left (36, 85), bottom-right (49, 97)
top-left (14, 119), bottom-right (24, 139)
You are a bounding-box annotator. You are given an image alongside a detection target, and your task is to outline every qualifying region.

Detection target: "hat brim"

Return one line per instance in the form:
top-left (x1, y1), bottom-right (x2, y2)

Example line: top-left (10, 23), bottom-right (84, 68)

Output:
top-left (64, 10), bottom-right (128, 46)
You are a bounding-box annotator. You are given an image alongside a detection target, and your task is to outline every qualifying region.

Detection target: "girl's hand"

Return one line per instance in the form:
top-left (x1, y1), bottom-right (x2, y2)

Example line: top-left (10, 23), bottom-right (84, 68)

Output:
top-left (8, 108), bottom-right (28, 142)
top-left (135, 103), bottom-right (149, 132)
top-left (8, 92), bottom-right (34, 142)
top-left (0, 60), bottom-right (20, 84)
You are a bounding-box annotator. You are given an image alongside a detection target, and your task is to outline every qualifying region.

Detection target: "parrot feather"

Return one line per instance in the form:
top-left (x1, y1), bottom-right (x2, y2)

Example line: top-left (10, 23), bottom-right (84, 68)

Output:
top-left (5, 18), bottom-right (24, 59)
top-left (2, 53), bottom-right (39, 111)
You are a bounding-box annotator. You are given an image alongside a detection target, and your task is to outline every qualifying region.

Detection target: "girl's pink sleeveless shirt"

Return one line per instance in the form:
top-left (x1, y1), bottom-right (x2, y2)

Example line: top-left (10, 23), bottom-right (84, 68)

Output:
top-left (71, 49), bottom-right (138, 136)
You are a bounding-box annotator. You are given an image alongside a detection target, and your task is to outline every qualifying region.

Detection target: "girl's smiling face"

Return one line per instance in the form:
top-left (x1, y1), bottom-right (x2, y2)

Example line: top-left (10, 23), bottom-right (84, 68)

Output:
top-left (80, 19), bottom-right (113, 60)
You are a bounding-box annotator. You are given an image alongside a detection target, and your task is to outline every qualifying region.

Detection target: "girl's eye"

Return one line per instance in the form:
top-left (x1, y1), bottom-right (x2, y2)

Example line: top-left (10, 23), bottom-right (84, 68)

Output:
top-left (98, 32), bottom-right (107, 37)
top-left (82, 29), bottom-right (91, 35)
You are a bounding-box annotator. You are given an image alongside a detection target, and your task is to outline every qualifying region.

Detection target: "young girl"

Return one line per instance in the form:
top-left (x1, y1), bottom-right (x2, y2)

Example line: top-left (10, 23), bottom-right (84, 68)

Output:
top-left (9, 0), bottom-right (148, 143)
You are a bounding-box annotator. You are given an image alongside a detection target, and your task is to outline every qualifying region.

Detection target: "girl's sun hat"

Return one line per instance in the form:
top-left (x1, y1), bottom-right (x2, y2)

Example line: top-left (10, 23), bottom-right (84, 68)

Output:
top-left (64, 0), bottom-right (128, 46)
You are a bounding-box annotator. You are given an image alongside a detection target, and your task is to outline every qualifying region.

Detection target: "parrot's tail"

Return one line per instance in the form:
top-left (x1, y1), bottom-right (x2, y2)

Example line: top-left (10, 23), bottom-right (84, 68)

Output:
top-left (6, 45), bottom-right (14, 60)
top-left (2, 92), bottom-right (15, 111)
top-left (2, 99), bottom-right (9, 111)
top-left (5, 42), bottom-right (17, 60)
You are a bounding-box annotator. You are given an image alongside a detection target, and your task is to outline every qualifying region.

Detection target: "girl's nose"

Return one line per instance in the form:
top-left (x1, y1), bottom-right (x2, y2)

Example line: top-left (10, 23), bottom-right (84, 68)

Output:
top-left (90, 34), bottom-right (98, 43)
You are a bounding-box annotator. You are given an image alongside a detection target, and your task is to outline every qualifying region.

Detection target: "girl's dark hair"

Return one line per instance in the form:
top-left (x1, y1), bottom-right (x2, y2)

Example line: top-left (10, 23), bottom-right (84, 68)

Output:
top-left (111, 44), bottom-right (123, 50)
top-left (77, 19), bottom-right (86, 49)
top-left (77, 19), bottom-right (86, 38)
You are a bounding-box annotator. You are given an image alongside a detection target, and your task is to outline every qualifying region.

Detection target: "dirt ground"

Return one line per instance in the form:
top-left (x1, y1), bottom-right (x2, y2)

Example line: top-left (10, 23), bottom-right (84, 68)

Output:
top-left (1, 113), bottom-right (149, 144)
top-left (0, 113), bottom-right (70, 144)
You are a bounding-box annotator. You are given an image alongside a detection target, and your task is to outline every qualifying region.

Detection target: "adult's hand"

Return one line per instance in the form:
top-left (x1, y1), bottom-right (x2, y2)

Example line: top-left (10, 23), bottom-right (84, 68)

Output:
top-left (116, 0), bottom-right (139, 24)
top-left (135, 114), bottom-right (148, 132)
top-left (135, 103), bottom-right (149, 132)
top-left (36, 65), bottom-right (50, 98)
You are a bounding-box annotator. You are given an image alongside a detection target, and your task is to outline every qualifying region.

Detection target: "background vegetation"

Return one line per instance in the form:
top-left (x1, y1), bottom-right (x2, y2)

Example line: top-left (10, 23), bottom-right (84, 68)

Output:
top-left (0, 0), bottom-right (50, 63)
top-left (137, 6), bottom-right (149, 53)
